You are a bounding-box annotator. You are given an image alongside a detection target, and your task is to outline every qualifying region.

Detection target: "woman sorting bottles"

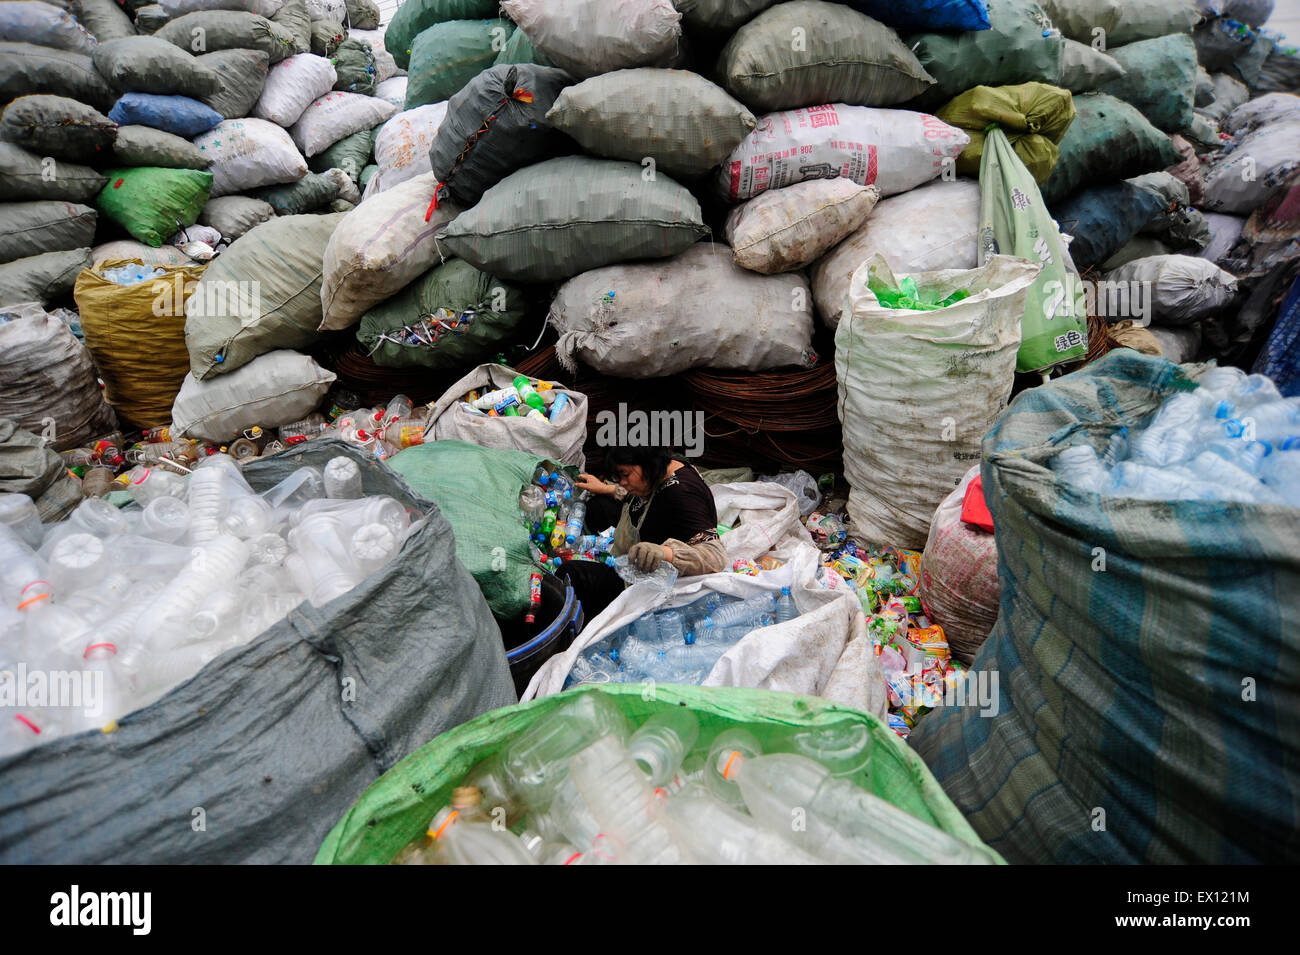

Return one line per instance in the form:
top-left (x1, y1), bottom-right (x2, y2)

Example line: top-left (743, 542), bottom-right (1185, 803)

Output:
top-left (555, 444), bottom-right (727, 619)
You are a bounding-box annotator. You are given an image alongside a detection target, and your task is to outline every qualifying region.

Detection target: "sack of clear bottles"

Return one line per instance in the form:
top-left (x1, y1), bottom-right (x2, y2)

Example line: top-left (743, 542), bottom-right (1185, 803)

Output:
top-left (1049, 366), bottom-right (1299, 506)
top-left (563, 586), bottom-right (800, 689)
top-left (388, 690), bottom-right (1000, 865)
top-left (0, 449), bottom-right (414, 758)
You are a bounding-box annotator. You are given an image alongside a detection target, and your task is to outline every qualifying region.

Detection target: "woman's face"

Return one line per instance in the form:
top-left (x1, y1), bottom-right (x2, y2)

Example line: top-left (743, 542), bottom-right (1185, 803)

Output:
top-left (614, 463), bottom-right (653, 497)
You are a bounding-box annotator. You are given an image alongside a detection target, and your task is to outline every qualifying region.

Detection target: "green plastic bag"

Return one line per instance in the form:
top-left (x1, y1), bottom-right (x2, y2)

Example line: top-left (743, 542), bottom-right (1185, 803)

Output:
top-left (936, 82), bottom-right (1076, 185)
top-left (385, 0), bottom-right (500, 70)
top-left (96, 166), bottom-right (213, 247)
top-left (356, 258), bottom-right (527, 370)
top-left (1097, 33), bottom-right (1197, 134)
top-left (388, 440), bottom-right (553, 619)
top-left (314, 684), bottom-right (1003, 865)
top-left (979, 126), bottom-right (1087, 372)
top-left (404, 19), bottom-right (514, 108)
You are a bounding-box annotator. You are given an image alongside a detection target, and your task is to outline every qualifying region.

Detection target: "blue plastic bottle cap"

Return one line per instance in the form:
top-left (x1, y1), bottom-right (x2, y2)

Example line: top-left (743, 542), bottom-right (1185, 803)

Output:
top-left (781, 587), bottom-right (791, 596)
top-left (685, 632), bottom-right (695, 645)
top-left (214, 354), bottom-right (225, 363)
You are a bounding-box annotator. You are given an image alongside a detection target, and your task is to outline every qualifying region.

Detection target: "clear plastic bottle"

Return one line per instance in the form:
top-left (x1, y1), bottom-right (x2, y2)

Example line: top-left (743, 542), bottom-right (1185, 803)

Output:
top-left (612, 554), bottom-right (679, 592)
top-left (0, 525), bottom-right (48, 609)
top-left (1129, 392), bottom-right (1202, 467)
top-left (384, 394), bottom-right (414, 425)
top-left (703, 727), bottom-right (764, 810)
top-left (774, 586), bottom-right (797, 623)
top-left (1051, 443), bottom-right (1108, 494)
top-left (66, 498), bottom-right (129, 538)
top-left (1260, 449), bottom-right (1300, 506)
top-left (278, 413), bottom-right (329, 445)
top-left (564, 500), bottom-right (587, 545)
top-left (549, 472), bottom-right (575, 502)
top-left (323, 456), bottom-right (364, 499)
top-left (1101, 427), bottom-right (1130, 468)
top-left (737, 753), bottom-right (998, 865)
top-left (47, 532), bottom-right (110, 593)
top-left (655, 608), bottom-right (686, 646)
top-left (549, 392), bottom-right (571, 423)
top-left (221, 493), bottom-right (274, 539)
top-left (531, 464), bottom-right (552, 487)
top-left (426, 805), bottom-right (538, 865)
top-left (501, 691), bottom-right (632, 812)
top-left (518, 484), bottom-right (546, 535)
top-left (352, 522), bottom-right (398, 576)
top-left (627, 708), bottom-right (700, 787)
top-left (703, 592), bottom-right (777, 629)
top-left (261, 466), bottom-right (325, 514)
top-left (662, 790), bottom-right (825, 865)
top-left (286, 515), bottom-right (363, 606)
top-left (248, 531), bottom-right (289, 566)
top-left (192, 589), bottom-right (240, 640)
top-left (140, 495), bottom-right (190, 542)
top-left (567, 734), bottom-right (686, 864)
top-left (0, 493), bottom-right (43, 548)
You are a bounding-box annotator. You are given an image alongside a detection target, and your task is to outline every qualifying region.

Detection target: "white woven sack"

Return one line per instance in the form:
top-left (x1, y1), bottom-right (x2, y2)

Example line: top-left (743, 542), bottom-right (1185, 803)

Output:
top-left (192, 118), bottom-right (308, 197)
top-left (252, 53), bottom-right (337, 127)
top-left (289, 91), bottom-right (396, 158)
top-left (811, 179), bottom-right (981, 329)
top-left (836, 254), bottom-right (1040, 550)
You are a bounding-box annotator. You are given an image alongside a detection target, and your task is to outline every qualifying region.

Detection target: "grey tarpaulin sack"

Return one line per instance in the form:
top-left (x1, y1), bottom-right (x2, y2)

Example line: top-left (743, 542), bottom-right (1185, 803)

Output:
top-left (909, 351), bottom-right (1300, 864)
top-left (428, 63), bottom-right (572, 208)
top-left (0, 143), bottom-right (106, 203)
top-left (0, 440), bottom-right (517, 864)
top-left (0, 42), bottom-right (116, 111)
top-left (0, 417), bottom-right (84, 522)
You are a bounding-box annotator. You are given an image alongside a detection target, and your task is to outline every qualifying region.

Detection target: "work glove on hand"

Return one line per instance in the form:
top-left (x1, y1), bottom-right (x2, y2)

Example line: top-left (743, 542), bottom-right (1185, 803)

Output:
top-left (629, 541), bottom-right (666, 573)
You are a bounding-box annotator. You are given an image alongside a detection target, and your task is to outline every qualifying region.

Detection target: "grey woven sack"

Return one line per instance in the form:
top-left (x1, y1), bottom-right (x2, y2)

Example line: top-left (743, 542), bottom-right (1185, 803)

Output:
top-left (437, 155), bottom-right (709, 284)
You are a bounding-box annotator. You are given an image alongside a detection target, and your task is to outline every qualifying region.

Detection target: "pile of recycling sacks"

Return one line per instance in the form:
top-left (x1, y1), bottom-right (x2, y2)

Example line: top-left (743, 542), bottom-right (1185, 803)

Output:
top-left (1, 0), bottom-right (1299, 866)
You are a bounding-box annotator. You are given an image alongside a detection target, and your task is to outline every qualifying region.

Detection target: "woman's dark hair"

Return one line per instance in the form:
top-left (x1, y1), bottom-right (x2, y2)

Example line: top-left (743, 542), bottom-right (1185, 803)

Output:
top-left (605, 445), bottom-right (673, 486)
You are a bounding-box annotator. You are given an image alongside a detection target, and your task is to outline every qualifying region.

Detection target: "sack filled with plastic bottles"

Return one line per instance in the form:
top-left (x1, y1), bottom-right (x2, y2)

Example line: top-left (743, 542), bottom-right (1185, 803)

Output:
top-left (0, 440), bottom-right (515, 863)
top-left (315, 684), bottom-right (1003, 865)
top-left (424, 364), bottom-right (587, 469)
top-left (524, 481), bottom-right (887, 715)
top-left (909, 350), bottom-right (1300, 864)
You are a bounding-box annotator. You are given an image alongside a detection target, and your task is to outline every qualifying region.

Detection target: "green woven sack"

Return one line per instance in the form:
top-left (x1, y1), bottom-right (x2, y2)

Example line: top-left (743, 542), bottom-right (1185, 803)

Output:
top-left (310, 17), bottom-right (345, 57)
top-left (1037, 0), bottom-right (1197, 46)
top-left (404, 19), bottom-right (513, 108)
top-left (332, 38), bottom-right (377, 96)
top-left (937, 82), bottom-right (1076, 185)
top-left (186, 213), bottom-right (343, 379)
top-left (719, 0), bottom-right (935, 112)
top-left (1040, 92), bottom-right (1180, 205)
top-left (437, 155), bottom-right (710, 284)
top-left (253, 170), bottom-right (341, 215)
top-left (96, 166), bottom-right (212, 246)
top-left (314, 684), bottom-right (1002, 865)
top-left (1096, 33), bottom-right (1197, 134)
top-left (155, 11), bottom-right (295, 65)
top-left (387, 440), bottom-right (551, 619)
top-left (907, 0), bottom-right (1064, 108)
top-left (492, 26), bottom-right (553, 67)
top-left (546, 70), bottom-right (755, 179)
top-left (112, 125), bottom-right (212, 170)
top-left (385, 0), bottom-right (500, 70)
top-left (356, 258), bottom-right (527, 370)
top-left (308, 126), bottom-right (375, 182)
